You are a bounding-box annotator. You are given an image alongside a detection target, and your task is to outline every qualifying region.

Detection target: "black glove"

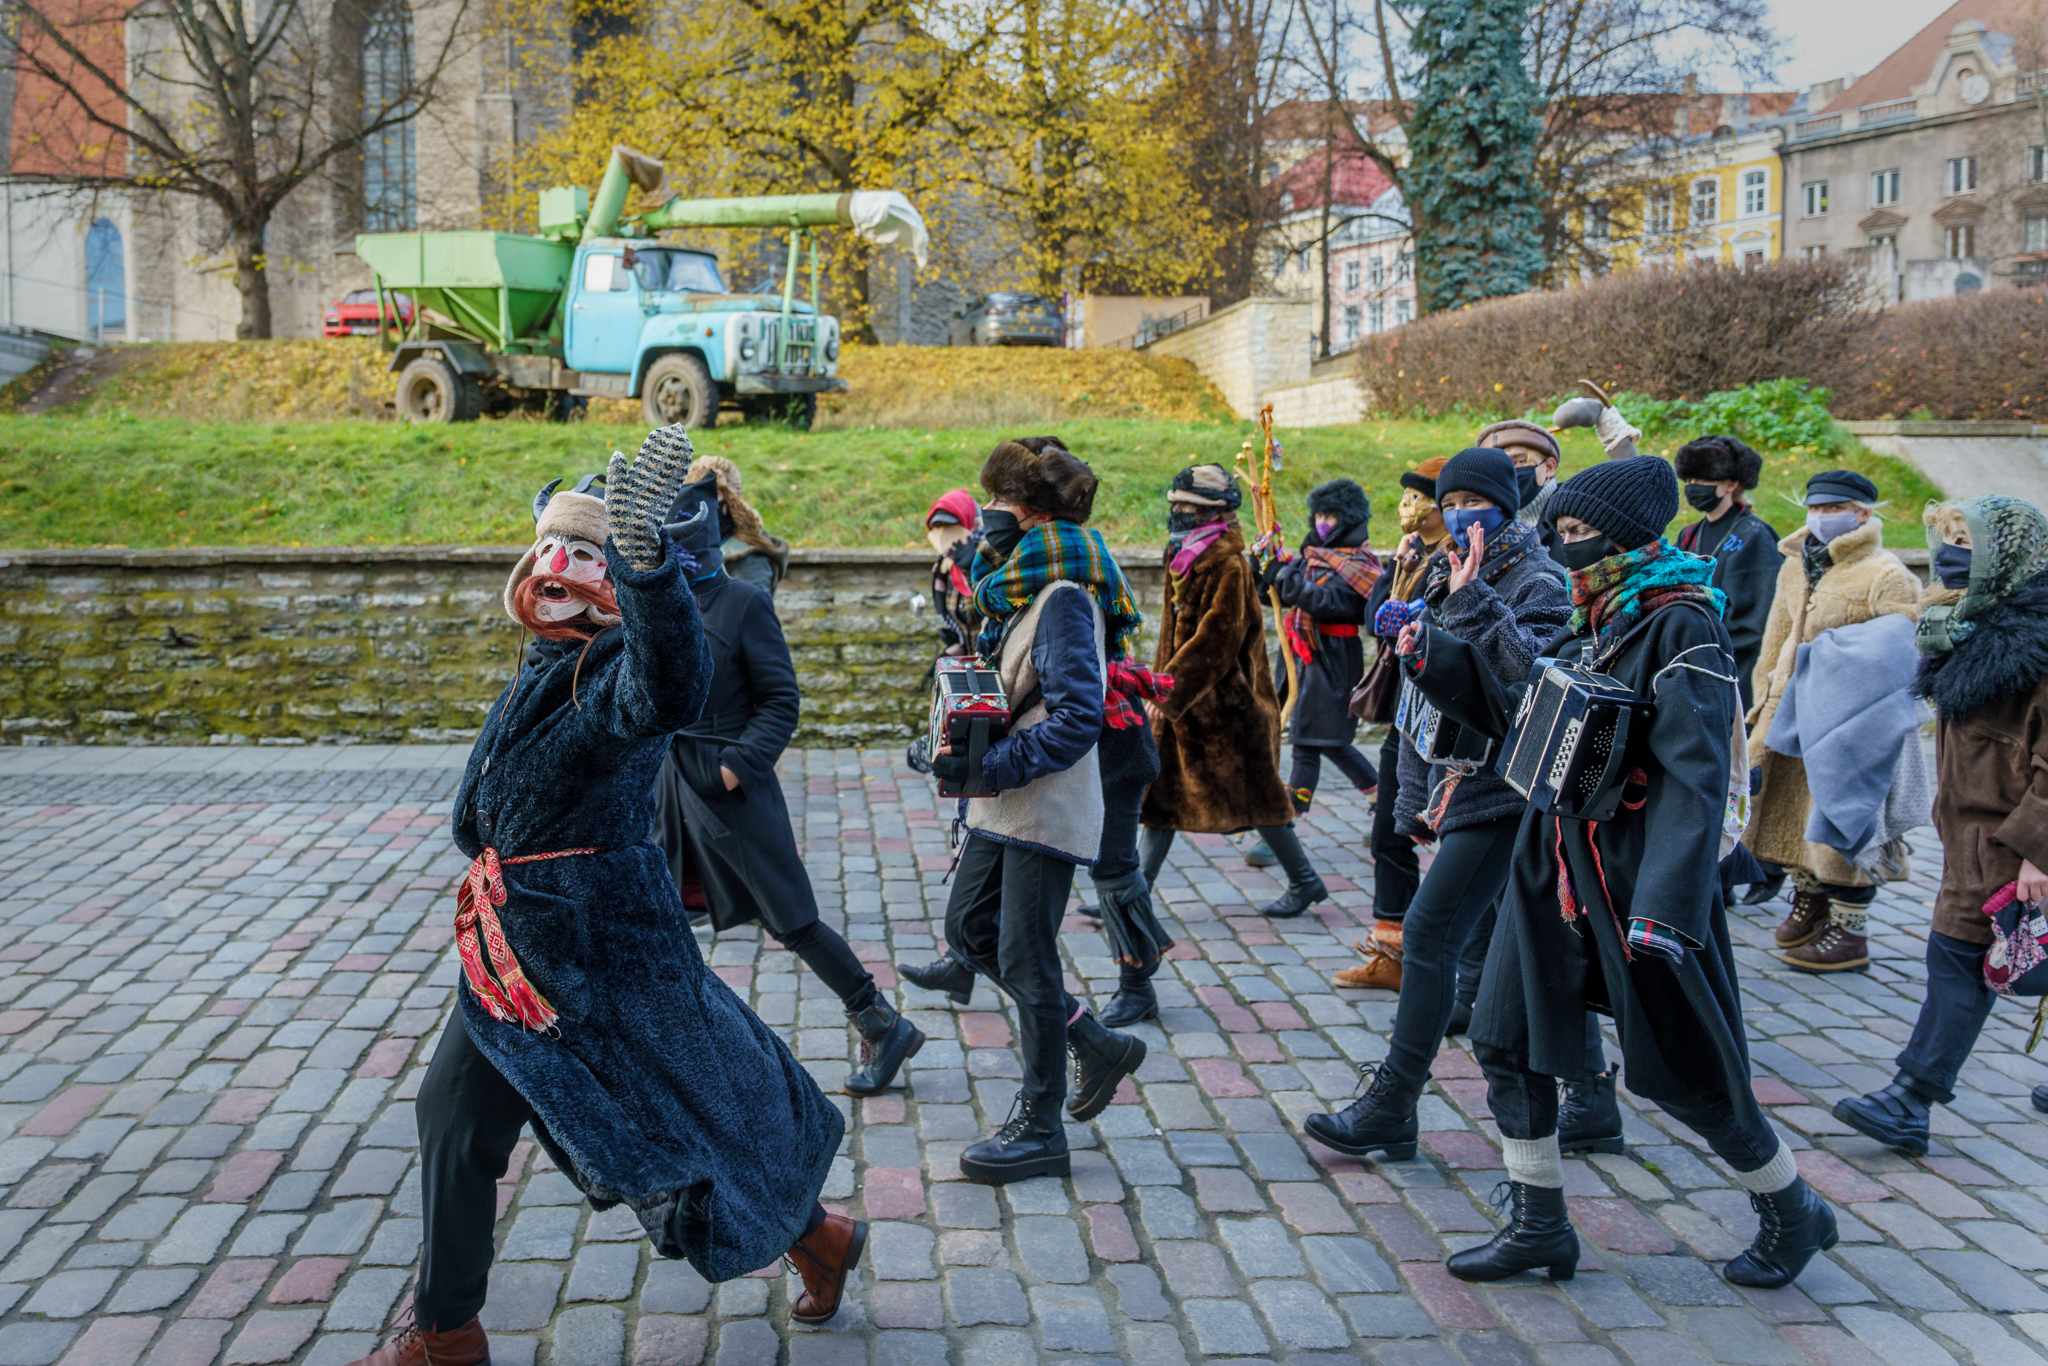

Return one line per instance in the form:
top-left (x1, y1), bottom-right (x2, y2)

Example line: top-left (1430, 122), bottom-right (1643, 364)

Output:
top-left (930, 751), bottom-right (970, 786)
top-left (1257, 555), bottom-right (1286, 589)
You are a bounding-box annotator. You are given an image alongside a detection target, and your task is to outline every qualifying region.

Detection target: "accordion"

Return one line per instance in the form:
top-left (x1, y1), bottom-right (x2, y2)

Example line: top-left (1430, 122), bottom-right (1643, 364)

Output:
top-left (1394, 677), bottom-right (1495, 766)
top-left (1500, 661), bottom-right (1656, 822)
top-left (927, 656), bottom-right (1012, 797)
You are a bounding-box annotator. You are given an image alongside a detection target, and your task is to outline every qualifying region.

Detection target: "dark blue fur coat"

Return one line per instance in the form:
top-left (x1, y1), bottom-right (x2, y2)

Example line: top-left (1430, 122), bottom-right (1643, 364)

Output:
top-left (453, 536), bottom-right (843, 1282)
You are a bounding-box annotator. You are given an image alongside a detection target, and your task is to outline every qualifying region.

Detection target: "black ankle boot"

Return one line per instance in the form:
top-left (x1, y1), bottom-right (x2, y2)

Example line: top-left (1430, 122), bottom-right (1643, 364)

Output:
top-left (1444, 999), bottom-right (1473, 1039)
top-left (1256, 824), bottom-right (1328, 919)
top-left (1832, 1080), bottom-right (1931, 1156)
top-left (1096, 977), bottom-right (1159, 1028)
top-left (1723, 1177), bottom-right (1839, 1288)
top-left (1447, 1181), bottom-right (1580, 1283)
top-left (1303, 1062), bottom-right (1422, 1160)
top-left (1067, 1012), bottom-right (1147, 1121)
top-left (1739, 871), bottom-right (1787, 906)
top-left (844, 1000), bottom-right (924, 1096)
top-left (960, 1093), bottom-right (1070, 1184)
top-left (1558, 1069), bottom-right (1624, 1155)
top-left (899, 951), bottom-right (975, 1006)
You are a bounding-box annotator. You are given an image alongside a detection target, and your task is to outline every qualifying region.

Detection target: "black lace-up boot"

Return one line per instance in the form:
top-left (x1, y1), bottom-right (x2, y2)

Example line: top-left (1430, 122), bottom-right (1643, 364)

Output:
top-left (898, 951), bottom-right (975, 1005)
top-left (1558, 1069), bottom-right (1625, 1155)
top-left (1722, 1178), bottom-right (1838, 1288)
top-left (1447, 1181), bottom-right (1580, 1283)
top-left (1067, 1011), bottom-right (1147, 1121)
top-left (1303, 1062), bottom-right (1422, 1160)
top-left (959, 1092), bottom-right (1070, 1184)
top-left (843, 1000), bottom-right (924, 1096)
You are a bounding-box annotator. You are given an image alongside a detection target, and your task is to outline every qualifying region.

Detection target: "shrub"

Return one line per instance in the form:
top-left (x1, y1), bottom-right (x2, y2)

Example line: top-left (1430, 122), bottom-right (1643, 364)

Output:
top-left (1537, 378), bottom-right (1846, 455)
top-left (1822, 288), bottom-right (2048, 421)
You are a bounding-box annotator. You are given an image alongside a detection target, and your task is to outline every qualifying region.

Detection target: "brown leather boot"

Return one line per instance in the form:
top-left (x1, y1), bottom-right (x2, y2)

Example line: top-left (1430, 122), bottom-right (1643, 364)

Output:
top-left (1773, 888), bottom-right (1831, 949)
top-left (1334, 939), bottom-right (1402, 990)
top-left (1780, 920), bottom-right (1870, 973)
top-left (787, 1211), bottom-right (868, 1324)
top-left (343, 1309), bottom-right (490, 1366)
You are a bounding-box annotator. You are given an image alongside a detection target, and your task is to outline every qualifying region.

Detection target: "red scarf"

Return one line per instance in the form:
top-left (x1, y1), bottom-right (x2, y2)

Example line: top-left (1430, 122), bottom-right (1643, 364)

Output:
top-left (1283, 546), bottom-right (1382, 664)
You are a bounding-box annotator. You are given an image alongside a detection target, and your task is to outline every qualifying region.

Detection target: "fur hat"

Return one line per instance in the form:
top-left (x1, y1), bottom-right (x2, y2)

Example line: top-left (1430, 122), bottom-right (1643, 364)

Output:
top-left (1673, 435), bottom-right (1764, 490)
top-left (1398, 455), bottom-right (1451, 500)
top-left (503, 475), bottom-right (621, 626)
top-left (686, 454), bottom-right (778, 552)
top-left (1473, 420), bottom-right (1560, 464)
top-left (1307, 478), bottom-right (1371, 528)
top-left (1547, 455), bottom-right (1680, 551)
top-left (1169, 463), bottom-right (1241, 511)
top-left (981, 439), bottom-right (1098, 522)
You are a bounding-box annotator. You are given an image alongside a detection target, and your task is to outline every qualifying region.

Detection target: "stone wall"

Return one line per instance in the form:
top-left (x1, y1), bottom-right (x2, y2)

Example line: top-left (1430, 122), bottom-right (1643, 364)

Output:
top-left (1140, 298), bottom-right (1314, 419)
top-left (1265, 374), bottom-right (1370, 429)
top-left (0, 546), bottom-right (1167, 748)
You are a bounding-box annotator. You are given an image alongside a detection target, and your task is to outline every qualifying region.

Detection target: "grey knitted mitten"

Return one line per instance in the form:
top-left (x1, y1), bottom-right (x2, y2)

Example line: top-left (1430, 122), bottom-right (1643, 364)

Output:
top-left (606, 425), bottom-right (697, 570)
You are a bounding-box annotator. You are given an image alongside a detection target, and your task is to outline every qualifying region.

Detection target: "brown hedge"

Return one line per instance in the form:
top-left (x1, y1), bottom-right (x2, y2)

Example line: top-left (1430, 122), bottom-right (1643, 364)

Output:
top-left (1823, 289), bottom-right (2048, 422)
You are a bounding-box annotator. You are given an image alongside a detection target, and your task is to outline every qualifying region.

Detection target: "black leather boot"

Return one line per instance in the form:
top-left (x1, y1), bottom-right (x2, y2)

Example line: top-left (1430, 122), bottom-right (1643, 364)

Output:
top-left (960, 1092), bottom-right (1070, 1184)
top-left (1067, 1011), bottom-right (1147, 1121)
top-left (1303, 1062), bottom-right (1422, 1160)
top-left (1447, 1181), bottom-right (1580, 1283)
top-left (1256, 823), bottom-right (1328, 919)
top-left (1558, 1069), bottom-right (1625, 1155)
top-left (1140, 826), bottom-right (1175, 886)
top-left (844, 1000), bottom-right (924, 1096)
top-left (898, 951), bottom-right (975, 1006)
top-left (1444, 999), bottom-right (1473, 1039)
top-left (1832, 1080), bottom-right (1931, 1156)
top-left (1723, 1177), bottom-right (1839, 1288)
top-left (1740, 870), bottom-right (1787, 906)
top-left (1096, 973), bottom-right (1159, 1028)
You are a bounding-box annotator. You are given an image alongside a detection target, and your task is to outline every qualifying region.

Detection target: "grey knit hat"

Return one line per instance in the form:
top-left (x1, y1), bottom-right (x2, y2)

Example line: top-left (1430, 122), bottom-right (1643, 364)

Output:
top-left (1547, 456), bottom-right (1680, 551)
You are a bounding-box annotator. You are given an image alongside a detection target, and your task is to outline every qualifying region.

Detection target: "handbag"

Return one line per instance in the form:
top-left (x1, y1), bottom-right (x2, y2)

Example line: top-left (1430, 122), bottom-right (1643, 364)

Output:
top-left (1349, 641), bottom-right (1400, 723)
top-left (1982, 881), bottom-right (2048, 1052)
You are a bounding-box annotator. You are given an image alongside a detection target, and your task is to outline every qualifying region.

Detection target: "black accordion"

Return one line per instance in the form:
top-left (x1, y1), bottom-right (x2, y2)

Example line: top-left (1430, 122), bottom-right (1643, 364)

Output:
top-left (927, 657), bottom-right (1013, 797)
top-left (1394, 677), bottom-right (1495, 766)
top-left (1500, 661), bottom-right (1656, 822)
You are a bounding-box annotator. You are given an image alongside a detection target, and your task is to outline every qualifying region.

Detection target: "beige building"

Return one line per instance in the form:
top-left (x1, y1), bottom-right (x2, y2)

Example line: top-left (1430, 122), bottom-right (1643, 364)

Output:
top-left (1779, 0), bottom-right (2048, 300)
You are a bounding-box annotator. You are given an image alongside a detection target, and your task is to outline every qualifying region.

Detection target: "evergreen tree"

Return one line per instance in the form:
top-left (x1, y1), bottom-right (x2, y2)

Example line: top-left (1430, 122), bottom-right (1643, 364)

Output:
top-left (1402, 0), bottom-right (1547, 313)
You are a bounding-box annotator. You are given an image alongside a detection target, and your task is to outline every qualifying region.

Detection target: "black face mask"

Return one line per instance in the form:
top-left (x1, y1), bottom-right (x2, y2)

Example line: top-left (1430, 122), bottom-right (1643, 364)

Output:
top-left (1934, 542), bottom-right (1973, 591)
top-left (1516, 464), bottom-right (1541, 510)
top-left (981, 508), bottom-right (1024, 558)
top-left (1559, 534), bottom-right (1619, 572)
top-left (1684, 483), bottom-right (1725, 514)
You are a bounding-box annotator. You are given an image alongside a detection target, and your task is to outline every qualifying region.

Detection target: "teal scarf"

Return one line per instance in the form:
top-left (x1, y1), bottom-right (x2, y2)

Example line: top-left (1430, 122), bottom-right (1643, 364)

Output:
top-left (1569, 538), bottom-right (1726, 661)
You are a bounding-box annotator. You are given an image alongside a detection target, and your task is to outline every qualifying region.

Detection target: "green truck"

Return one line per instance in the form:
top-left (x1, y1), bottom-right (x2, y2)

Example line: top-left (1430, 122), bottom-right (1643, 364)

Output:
top-left (352, 146), bottom-right (927, 428)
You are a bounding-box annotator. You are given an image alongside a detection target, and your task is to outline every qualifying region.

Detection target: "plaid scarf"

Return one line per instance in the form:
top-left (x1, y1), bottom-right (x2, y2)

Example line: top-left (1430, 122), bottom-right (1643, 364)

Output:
top-left (1105, 662), bottom-right (1173, 730)
top-left (1569, 538), bottom-right (1726, 663)
top-left (1283, 546), bottom-right (1382, 664)
top-left (974, 520), bottom-right (1144, 662)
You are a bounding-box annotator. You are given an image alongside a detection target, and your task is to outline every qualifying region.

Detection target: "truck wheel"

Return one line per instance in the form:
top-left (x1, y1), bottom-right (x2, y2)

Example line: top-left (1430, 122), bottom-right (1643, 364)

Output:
top-left (396, 357), bottom-right (480, 423)
top-left (642, 354), bottom-right (718, 428)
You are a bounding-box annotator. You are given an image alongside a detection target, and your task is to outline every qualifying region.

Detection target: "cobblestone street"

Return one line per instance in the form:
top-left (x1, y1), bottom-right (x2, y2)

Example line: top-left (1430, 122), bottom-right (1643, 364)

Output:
top-left (0, 741), bottom-right (2045, 1366)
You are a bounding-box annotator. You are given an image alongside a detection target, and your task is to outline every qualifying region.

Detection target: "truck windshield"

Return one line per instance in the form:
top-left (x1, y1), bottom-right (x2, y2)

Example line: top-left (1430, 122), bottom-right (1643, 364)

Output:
top-left (629, 249), bottom-right (726, 294)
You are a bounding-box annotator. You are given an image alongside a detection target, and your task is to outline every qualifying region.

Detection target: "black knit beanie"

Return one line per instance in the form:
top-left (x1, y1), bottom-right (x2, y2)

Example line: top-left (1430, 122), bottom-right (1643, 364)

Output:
top-left (1547, 456), bottom-right (1681, 551)
top-left (1436, 448), bottom-right (1520, 514)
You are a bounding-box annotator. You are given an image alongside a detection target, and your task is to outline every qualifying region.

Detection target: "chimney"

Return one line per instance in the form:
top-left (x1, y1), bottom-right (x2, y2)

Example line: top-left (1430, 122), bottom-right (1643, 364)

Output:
top-left (1809, 77), bottom-right (1845, 107)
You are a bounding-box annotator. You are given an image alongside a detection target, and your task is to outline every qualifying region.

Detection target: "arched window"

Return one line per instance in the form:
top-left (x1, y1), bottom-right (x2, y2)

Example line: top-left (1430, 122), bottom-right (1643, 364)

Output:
top-left (85, 217), bottom-right (125, 339)
top-left (362, 0), bottom-right (416, 231)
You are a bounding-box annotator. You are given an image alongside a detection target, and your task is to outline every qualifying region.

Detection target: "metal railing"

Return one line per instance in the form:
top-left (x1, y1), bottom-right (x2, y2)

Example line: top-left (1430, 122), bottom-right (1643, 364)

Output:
top-left (1103, 300), bottom-right (1209, 350)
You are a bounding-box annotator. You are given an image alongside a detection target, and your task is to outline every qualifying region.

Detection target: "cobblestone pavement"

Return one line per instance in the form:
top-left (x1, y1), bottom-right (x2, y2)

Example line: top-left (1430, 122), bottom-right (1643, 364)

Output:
top-left (0, 742), bottom-right (2046, 1366)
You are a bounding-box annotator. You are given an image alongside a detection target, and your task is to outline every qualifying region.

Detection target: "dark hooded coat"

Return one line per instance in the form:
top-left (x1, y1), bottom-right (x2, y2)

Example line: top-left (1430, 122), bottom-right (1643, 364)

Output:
top-left (455, 537), bottom-right (842, 1283)
top-left (1272, 480), bottom-right (1379, 748)
top-left (1404, 600), bottom-right (1753, 1104)
top-left (1676, 505), bottom-right (1781, 710)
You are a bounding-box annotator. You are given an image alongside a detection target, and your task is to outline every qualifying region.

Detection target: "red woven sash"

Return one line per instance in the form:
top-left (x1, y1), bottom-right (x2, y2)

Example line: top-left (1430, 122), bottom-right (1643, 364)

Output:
top-left (454, 846), bottom-right (597, 1032)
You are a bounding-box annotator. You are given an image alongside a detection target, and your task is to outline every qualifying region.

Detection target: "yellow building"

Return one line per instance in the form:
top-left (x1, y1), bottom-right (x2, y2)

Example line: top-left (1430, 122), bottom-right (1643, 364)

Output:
top-left (1585, 94), bottom-right (1797, 272)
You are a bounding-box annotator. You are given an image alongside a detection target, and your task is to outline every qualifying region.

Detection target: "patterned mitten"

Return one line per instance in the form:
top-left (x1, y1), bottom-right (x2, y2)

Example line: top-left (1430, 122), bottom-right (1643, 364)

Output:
top-left (606, 425), bottom-right (697, 570)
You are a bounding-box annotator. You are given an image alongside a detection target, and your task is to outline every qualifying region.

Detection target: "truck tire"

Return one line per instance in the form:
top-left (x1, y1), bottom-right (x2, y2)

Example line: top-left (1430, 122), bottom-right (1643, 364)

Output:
top-left (396, 357), bottom-right (480, 423)
top-left (642, 353), bottom-right (718, 428)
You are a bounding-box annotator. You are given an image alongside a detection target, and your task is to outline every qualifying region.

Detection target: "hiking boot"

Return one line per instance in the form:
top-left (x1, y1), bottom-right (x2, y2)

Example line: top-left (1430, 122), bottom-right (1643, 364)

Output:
top-left (341, 1310), bottom-right (489, 1366)
top-left (1447, 1181), bottom-right (1580, 1283)
top-left (1333, 940), bottom-right (1402, 990)
top-left (899, 952), bottom-right (975, 1005)
top-left (1303, 1062), bottom-right (1422, 1160)
top-left (1067, 1012), bottom-right (1147, 1121)
top-left (1781, 921), bottom-right (1869, 973)
top-left (844, 1000), bottom-right (924, 1096)
top-left (1833, 1081), bottom-right (1931, 1156)
top-left (1773, 887), bottom-right (1831, 948)
top-left (960, 1093), bottom-right (1070, 1184)
top-left (1096, 980), bottom-right (1159, 1028)
top-left (786, 1211), bottom-right (868, 1324)
top-left (1723, 1178), bottom-right (1838, 1289)
top-left (1558, 1069), bottom-right (1625, 1155)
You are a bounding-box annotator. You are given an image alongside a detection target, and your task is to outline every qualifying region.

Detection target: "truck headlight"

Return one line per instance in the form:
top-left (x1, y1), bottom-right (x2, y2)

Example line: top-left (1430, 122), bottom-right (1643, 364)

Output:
top-left (740, 340), bottom-right (756, 361)
top-left (824, 335), bottom-right (839, 361)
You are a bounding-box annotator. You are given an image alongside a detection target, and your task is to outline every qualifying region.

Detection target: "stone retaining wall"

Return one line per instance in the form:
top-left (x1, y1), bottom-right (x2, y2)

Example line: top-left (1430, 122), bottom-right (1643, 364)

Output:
top-left (0, 546), bottom-right (1167, 748)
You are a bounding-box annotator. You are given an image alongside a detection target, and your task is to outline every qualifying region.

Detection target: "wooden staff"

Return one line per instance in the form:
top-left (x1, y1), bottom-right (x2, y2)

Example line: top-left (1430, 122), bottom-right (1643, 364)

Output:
top-left (1236, 404), bottom-right (1300, 729)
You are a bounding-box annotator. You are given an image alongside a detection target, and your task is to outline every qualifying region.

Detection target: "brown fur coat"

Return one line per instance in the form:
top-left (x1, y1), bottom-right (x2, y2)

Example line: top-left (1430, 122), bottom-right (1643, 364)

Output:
top-left (1744, 518), bottom-right (1922, 885)
top-left (1142, 521), bottom-right (1293, 833)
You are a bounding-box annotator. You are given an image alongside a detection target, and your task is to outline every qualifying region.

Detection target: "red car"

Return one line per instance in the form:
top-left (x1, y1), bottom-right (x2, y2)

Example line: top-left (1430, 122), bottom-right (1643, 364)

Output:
top-left (323, 289), bottom-right (414, 338)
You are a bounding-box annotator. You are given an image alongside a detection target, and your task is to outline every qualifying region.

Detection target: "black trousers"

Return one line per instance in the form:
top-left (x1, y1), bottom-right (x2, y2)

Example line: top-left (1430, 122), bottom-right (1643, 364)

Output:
top-left (1370, 729), bottom-right (1419, 924)
top-left (1288, 743), bottom-right (1378, 813)
top-left (1384, 815), bottom-right (1520, 1085)
top-left (945, 834), bottom-right (1080, 1108)
top-left (1895, 931), bottom-right (1997, 1105)
top-left (775, 921), bottom-right (878, 1015)
top-left (1458, 901), bottom-right (1607, 1077)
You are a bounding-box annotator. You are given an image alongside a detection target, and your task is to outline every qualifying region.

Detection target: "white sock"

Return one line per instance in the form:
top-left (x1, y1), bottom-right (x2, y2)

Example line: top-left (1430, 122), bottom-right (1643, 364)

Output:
top-left (1733, 1140), bottom-right (1800, 1193)
top-left (1501, 1134), bottom-right (1565, 1189)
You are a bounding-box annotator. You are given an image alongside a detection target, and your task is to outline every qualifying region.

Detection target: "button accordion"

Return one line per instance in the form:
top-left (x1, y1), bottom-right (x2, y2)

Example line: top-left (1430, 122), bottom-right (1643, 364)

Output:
top-left (1500, 661), bottom-right (1656, 822)
top-left (1394, 677), bottom-right (1495, 766)
top-left (927, 657), bottom-right (1013, 797)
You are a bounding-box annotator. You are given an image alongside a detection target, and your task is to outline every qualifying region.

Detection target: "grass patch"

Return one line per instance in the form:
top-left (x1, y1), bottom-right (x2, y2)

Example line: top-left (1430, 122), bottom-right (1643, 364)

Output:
top-left (0, 413), bottom-right (1942, 550)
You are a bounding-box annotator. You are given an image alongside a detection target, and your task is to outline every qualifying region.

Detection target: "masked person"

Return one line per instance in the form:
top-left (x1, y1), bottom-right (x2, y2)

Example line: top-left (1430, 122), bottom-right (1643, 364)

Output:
top-left (1747, 470), bottom-right (1921, 972)
top-left (916, 439), bottom-right (1149, 1185)
top-left (1673, 437), bottom-right (1779, 711)
top-left (1477, 420), bottom-right (1566, 564)
top-left (1141, 464), bottom-right (1321, 918)
top-left (1306, 448), bottom-right (1568, 1160)
top-left (1394, 456), bottom-right (1838, 1293)
top-left (1834, 496), bottom-right (2048, 1151)
top-left (349, 432), bottom-right (861, 1366)
top-left (926, 489), bottom-right (984, 657)
top-left (688, 455), bottom-right (791, 596)
top-left (650, 473), bottom-right (923, 1099)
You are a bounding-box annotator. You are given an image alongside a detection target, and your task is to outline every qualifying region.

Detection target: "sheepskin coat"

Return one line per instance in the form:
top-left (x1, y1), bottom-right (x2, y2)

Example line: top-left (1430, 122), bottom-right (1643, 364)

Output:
top-left (1745, 519), bottom-right (1922, 884)
top-left (454, 540), bottom-right (842, 1283)
top-left (1143, 521), bottom-right (1294, 833)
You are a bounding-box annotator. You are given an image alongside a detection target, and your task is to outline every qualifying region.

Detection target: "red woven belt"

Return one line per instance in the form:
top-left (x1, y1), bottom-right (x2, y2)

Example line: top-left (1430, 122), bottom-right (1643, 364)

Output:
top-left (1317, 623), bottom-right (1360, 637)
top-left (455, 846), bottom-right (598, 1032)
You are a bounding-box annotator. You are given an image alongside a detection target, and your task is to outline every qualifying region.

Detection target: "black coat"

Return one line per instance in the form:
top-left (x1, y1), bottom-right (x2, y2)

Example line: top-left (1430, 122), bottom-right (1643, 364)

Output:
top-left (1406, 600), bottom-right (1753, 1105)
top-left (651, 571), bottom-right (818, 936)
top-left (1677, 506), bottom-right (1781, 710)
top-left (1272, 543), bottom-right (1376, 747)
top-left (455, 542), bottom-right (842, 1282)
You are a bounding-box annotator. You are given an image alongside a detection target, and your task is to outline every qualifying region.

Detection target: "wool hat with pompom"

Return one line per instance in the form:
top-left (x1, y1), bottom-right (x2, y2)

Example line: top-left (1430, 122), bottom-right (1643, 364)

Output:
top-left (1546, 456), bottom-right (1680, 551)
